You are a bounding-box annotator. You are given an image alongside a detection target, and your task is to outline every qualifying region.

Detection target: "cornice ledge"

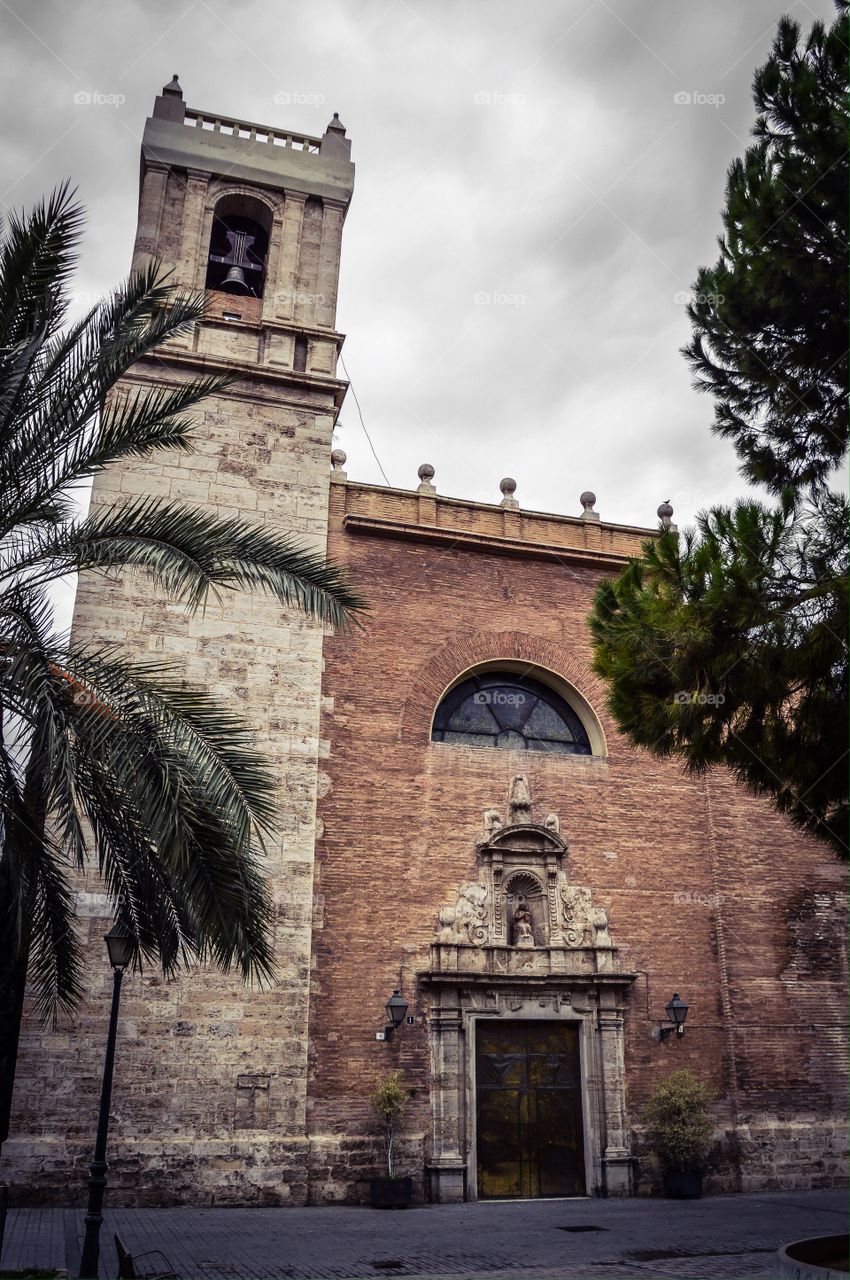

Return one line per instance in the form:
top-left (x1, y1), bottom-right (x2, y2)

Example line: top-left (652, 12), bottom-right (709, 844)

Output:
top-left (341, 514), bottom-right (633, 568)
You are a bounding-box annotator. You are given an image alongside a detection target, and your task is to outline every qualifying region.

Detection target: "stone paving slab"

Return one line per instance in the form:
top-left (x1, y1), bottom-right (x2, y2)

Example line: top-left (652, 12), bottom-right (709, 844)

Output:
top-left (1, 1190), bottom-right (846, 1280)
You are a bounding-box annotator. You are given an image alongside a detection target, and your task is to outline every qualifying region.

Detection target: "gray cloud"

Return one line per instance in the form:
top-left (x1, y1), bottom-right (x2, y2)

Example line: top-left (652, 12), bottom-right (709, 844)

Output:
top-left (0, 0), bottom-right (837, 536)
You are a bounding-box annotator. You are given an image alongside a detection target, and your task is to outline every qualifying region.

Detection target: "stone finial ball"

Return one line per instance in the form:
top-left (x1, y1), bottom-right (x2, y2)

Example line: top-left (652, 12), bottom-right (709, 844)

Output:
top-left (580, 491), bottom-right (597, 509)
top-left (331, 448), bottom-right (347, 469)
top-left (418, 463), bottom-right (435, 482)
top-left (500, 477), bottom-right (517, 495)
top-left (657, 499), bottom-right (674, 520)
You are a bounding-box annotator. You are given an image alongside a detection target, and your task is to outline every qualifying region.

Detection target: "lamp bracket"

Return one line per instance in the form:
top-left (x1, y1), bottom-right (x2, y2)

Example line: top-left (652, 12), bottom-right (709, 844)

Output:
top-left (655, 1023), bottom-right (685, 1042)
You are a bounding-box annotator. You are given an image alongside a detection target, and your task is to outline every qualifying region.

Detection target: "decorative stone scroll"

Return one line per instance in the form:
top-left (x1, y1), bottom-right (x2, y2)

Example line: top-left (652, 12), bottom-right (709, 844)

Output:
top-left (438, 881), bottom-right (489, 945)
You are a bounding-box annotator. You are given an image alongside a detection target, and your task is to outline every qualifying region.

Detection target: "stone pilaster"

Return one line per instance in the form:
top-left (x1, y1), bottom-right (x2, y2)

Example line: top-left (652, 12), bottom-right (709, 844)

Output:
top-left (426, 992), bottom-right (467, 1203)
top-left (131, 160), bottom-right (168, 271)
top-left (598, 1005), bottom-right (633, 1195)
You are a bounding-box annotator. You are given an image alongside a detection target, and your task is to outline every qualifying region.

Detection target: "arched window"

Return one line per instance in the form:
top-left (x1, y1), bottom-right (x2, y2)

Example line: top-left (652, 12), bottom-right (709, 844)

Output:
top-left (431, 670), bottom-right (593, 755)
top-left (205, 194), bottom-right (271, 298)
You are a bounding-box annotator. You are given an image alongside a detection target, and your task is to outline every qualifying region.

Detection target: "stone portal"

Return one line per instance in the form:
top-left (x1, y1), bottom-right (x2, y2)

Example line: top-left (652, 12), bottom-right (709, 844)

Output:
top-left (423, 778), bottom-right (635, 1202)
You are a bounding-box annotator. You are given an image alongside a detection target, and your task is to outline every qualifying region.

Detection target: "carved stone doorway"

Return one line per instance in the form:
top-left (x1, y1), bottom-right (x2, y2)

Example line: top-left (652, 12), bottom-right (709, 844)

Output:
top-left (422, 777), bottom-right (636, 1203)
top-left (476, 1020), bottom-right (586, 1199)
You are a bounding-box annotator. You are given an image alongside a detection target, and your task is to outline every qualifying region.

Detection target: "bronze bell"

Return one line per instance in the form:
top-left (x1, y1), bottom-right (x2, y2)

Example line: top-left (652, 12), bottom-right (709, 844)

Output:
top-left (221, 265), bottom-right (250, 293)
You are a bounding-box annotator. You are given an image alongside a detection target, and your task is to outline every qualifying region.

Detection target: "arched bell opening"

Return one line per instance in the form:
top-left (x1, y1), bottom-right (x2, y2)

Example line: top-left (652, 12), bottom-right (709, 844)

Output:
top-left (205, 194), bottom-right (272, 298)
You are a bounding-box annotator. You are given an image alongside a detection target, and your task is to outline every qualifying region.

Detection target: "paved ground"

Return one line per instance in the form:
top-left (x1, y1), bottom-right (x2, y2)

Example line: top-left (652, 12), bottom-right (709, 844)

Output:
top-left (1, 1190), bottom-right (847, 1280)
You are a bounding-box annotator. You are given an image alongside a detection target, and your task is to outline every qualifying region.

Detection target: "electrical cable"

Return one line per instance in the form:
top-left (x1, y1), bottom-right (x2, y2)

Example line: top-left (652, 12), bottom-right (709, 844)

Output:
top-left (339, 353), bottom-right (392, 487)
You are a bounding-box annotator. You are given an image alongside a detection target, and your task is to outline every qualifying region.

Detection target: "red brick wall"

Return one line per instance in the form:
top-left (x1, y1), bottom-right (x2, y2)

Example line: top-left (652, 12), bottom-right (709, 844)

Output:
top-left (309, 492), bottom-right (848, 1195)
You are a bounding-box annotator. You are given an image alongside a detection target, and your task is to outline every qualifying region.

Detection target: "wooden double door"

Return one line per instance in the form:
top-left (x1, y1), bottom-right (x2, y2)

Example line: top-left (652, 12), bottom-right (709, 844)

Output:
top-left (475, 1020), bottom-right (586, 1199)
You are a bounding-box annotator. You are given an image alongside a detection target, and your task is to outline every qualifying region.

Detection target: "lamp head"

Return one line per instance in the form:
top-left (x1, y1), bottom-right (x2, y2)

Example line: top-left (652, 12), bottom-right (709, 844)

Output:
top-left (104, 922), bottom-right (134, 972)
top-left (665, 992), bottom-right (688, 1033)
top-left (385, 989), bottom-right (408, 1029)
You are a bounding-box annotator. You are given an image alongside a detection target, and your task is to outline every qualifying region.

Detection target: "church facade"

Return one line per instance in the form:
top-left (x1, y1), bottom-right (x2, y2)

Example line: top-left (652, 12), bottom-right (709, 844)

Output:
top-left (5, 82), bottom-right (847, 1206)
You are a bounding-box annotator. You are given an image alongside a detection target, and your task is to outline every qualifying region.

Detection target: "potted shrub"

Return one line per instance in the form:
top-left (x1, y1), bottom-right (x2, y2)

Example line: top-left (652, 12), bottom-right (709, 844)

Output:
top-left (643, 1068), bottom-right (715, 1198)
top-left (368, 1070), bottom-right (414, 1208)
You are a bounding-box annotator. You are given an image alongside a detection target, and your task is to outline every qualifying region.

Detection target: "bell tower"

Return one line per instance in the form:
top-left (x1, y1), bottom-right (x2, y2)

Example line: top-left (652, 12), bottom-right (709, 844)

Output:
top-left (53, 80), bottom-right (357, 1201)
top-left (131, 75), bottom-right (354, 375)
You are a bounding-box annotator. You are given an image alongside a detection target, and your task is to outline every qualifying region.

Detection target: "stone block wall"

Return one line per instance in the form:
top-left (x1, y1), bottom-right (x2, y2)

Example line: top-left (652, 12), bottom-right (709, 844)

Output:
top-left (2, 94), bottom-right (354, 1207)
top-left (3, 370), bottom-right (339, 1203)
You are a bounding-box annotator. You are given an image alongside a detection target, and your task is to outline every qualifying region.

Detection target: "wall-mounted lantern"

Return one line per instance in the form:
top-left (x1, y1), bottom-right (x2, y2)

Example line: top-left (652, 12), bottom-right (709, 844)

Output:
top-left (378, 989), bottom-right (408, 1042)
top-left (657, 992), bottom-right (689, 1041)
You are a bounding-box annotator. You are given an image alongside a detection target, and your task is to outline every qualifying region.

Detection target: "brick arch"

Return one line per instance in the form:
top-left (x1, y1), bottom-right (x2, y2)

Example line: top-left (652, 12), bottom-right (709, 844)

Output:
top-left (397, 631), bottom-right (611, 754)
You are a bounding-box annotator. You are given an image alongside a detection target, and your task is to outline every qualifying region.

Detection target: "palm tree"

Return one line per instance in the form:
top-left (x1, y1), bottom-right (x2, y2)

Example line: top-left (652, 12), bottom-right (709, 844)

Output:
top-left (0, 186), bottom-right (364, 1149)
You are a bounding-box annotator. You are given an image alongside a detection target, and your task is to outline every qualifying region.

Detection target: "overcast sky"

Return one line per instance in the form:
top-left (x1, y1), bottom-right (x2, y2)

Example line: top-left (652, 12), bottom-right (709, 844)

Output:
top-left (0, 0), bottom-right (836, 535)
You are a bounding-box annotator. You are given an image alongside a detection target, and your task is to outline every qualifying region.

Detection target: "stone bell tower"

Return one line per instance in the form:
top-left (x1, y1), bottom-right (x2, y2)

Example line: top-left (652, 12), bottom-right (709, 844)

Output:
top-left (15, 79), bottom-right (356, 1203)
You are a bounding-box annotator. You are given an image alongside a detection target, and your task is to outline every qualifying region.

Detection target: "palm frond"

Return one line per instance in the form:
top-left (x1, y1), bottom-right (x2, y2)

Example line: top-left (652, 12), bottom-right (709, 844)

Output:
top-left (0, 263), bottom-right (234, 536)
top-left (0, 182), bottom-right (83, 355)
top-left (4, 497), bottom-right (365, 626)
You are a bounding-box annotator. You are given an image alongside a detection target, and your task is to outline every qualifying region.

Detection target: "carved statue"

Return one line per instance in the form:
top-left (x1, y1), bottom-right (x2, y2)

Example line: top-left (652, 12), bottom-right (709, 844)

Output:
top-left (483, 809), bottom-right (503, 839)
top-left (512, 900), bottom-right (534, 948)
top-left (508, 775), bottom-right (532, 824)
top-left (544, 812), bottom-right (560, 833)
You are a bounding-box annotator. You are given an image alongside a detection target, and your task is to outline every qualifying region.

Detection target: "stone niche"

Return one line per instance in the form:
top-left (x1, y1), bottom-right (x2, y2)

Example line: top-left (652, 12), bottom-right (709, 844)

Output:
top-left (421, 777), bottom-right (635, 1203)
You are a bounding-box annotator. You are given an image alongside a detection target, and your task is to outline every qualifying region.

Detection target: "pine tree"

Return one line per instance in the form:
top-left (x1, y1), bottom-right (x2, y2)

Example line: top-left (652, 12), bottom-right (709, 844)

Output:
top-left (685, 3), bottom-right (848, 492)
top-left (590, 3), bottom-right (848, 858)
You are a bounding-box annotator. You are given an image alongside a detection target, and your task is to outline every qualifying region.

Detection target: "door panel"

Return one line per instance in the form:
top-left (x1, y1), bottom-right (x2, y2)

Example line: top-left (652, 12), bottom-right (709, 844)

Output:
top-left (475, 1020), bottom-right (586, 1199)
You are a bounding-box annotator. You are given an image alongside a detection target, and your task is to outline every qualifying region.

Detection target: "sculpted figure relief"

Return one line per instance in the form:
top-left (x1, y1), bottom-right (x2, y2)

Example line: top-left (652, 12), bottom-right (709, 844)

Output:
top-left (508, 774), bottom-right (532, 824)
top-left (512, 900), bottom-right (535, 948)
top-left (482, 809), bottom-right (503, 840)
top-left (436, 782), bottom-right (616, 956)
top-left (559, 883), bottom-right (612, 948)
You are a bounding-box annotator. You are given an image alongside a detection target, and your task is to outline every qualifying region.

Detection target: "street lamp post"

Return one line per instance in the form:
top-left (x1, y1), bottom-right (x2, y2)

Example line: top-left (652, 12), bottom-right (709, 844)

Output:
top-left (78, 924), bottom-right (133, 1280)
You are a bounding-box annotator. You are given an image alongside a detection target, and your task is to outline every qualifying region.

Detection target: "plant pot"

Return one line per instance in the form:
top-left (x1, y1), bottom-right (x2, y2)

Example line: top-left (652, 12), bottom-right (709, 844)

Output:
top-left (662, 1169), bottom-right (703, 1199)
top-left (369, 1176), bottom-right (413, 1209)
top-left (775, 1234), bottom-right (849, 1278)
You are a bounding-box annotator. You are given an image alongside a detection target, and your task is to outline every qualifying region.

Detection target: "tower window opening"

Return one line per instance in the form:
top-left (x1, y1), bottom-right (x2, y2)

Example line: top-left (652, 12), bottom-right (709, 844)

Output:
top-left (293, 335), bottom-right (308, 372)
top-left (206, 211), bottom-right (269, 298)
